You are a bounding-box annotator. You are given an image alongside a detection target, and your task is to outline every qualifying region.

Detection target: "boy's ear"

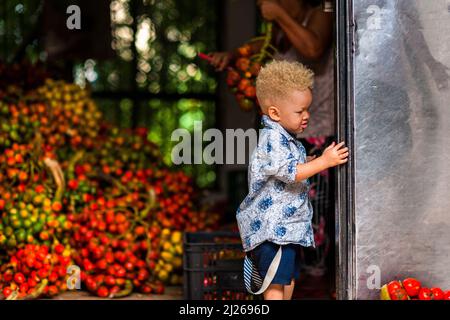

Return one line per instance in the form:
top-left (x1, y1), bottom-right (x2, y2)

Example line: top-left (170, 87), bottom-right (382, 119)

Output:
top-left (267, 106), bottom-right (281, 121)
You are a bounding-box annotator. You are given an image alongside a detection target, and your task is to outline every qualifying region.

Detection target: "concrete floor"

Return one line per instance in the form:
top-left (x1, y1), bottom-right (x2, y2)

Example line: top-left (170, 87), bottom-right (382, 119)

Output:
top-left (52, 286), bottom-right (184, 300)
top-left (49, 273), bottom-right (333, 300)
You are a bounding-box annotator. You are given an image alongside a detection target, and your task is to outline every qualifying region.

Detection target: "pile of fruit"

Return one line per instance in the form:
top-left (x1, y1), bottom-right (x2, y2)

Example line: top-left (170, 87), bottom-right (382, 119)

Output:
top-left (199, 22), bottom-right (276, 112)
top-left (0, 80), bottom-right (101, 160)
top-left (1, 243), bottom-right (72, 299)
top-left (0, 141), bottom-right (70, 247)
top-left (154, 229), bottom-right (183, 285)
top-left (380, 278), bottom-right (450, 300)
top-left (0, 65), bottom-right (220, 299)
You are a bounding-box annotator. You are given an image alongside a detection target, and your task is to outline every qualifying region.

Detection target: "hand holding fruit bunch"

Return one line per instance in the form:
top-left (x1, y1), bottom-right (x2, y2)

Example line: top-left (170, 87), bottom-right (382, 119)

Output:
top-left (200, 22), bottom-right (276, 112)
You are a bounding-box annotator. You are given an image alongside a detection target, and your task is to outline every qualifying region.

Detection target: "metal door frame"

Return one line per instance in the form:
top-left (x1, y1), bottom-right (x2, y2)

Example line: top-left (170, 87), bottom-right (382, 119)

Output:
top-left (335, 0), bottom-right (356, 300)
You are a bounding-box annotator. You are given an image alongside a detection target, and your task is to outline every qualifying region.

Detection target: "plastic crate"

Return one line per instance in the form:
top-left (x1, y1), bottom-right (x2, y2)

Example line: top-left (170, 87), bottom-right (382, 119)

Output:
top-left (183, 231), bottom-right (256, 300)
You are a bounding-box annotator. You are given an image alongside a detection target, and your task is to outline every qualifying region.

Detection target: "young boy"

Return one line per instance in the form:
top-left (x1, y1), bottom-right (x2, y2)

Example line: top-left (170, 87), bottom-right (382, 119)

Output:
top-left (236, 60), bottom-right (348, 300)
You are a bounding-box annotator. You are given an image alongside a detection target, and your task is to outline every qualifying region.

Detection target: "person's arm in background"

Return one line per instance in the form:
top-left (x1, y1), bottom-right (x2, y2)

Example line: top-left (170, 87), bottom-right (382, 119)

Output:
top-left (259, 0), bottom-right (333, 61)
top-left (399, 2), bottom-right (449, 89)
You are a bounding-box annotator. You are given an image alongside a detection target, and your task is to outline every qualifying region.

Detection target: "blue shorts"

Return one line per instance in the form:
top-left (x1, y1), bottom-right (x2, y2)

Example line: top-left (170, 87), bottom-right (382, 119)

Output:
top-left (250, 241), bottom-right (302, 285)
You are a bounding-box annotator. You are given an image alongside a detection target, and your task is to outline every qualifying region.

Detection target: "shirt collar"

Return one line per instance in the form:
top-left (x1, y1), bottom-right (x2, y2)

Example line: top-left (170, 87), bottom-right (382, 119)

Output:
top-left (261, 114), bottom-right (297, 142)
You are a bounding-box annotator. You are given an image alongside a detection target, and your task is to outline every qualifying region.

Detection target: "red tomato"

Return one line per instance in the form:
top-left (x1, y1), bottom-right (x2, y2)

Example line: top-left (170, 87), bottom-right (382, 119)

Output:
top-left (108, 224), bottom-right (117, 233)
top-left (51, 202), bottom-right (62, 212)
top-left (28, 278), bottom-right (37, 288)
top-left (81, 248), bottom-right (89, 258)
top-left (96, 259), bottom-right (107, 270)
top-left (22, 266), bottom-right (31, 276)
top-left (244, 86), bottom-right (256, 98)
top-left (2, 287), bottom-right (13, 297)
top-left (110, 239), bottom-right (119, 248)
top-left (19, 283), bottom-right (29, 293)
top-left (136, 260), bottom-right (146, 268)
top-left (387, 281), bottom-right (402, 295)
top-left (109, 286), bottom-right (120, 295)
top-left (236, 58), bottom-right (250, 72)
top-left (226, 70), bottom-right (241, 87)
top-left (431, 288), bottom-right (444, 300)
top-left (390, 288), bottom-right (409, 300)
top-left (103, 252), bottom-right (113, 264)
top-left (133, 279), bottom-right (141, 288)
top-left (36, 251), bottom-right (46, 262)
top-left (119, 240), bottom-right (128, 249)
top-left (238, 79), bottom-right (251, 91)
top-left (97, 286), bottom-right (109, 298)
top-left (35, 185), bottom-right (45, 193)
top-left (59, 256), bottom-right (71, 267)
top-left (85, 278), bottom-right (98, 291)
top-left (47, 285), bottom-right (59, 296)
top-left (25, 257), bottom-right (35, 268)
top-left (83, 260), bottom-right (94, 272)
top-left (14, 273), bottom-right (25, 284)
top-left (117, 252), bottom-right (127, 264)
top-left (237, 44), bottom-right (251, 57)
top-left (115, 267), bottom-right (126, 278)
top-left (141, 285), bottom-right (152, 294)
top-left (107, 266), bottom-right (116, 276)
top-left (137, 269), bottom-right (149, 281)
top-left (99, 234), bottom-right (109, 244)
top-left (418, 288), bottom-right (432, 300)
top-left (95, 275), bottom-right (105, 284)
top-left (3, 271), bottom-right (13, 282)
top-left (124, 262), bottom-right (134, 271)
top-left (402, 278), bottom-right (421, 297)
top-left (54, 244), bottom-right (64, 254)
top-left (67, 179), bottom-right (79, 190)
top-left (33, 261), bottom-right (43, 270)
top-left (93, 247), bottom-right (104, 259)
top-left (105, 276), bottom-right (116, 287)
top-left (443, 290), bottom-right (450, 300)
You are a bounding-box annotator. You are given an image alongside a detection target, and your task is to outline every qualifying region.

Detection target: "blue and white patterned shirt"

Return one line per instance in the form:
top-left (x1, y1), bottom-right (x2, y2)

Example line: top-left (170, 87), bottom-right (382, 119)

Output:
top-left (236, 115), bottom-right (315, 252)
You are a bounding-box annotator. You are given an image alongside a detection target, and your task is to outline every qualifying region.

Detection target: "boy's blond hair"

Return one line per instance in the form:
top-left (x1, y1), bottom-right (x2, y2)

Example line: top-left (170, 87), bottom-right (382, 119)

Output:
top-left (256, 60), bottom-right (314, 111)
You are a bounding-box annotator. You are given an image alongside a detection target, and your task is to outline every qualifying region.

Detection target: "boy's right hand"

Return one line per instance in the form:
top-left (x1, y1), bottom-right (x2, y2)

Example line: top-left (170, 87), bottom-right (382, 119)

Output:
top-left (321, 141), bottom-right (349, 168)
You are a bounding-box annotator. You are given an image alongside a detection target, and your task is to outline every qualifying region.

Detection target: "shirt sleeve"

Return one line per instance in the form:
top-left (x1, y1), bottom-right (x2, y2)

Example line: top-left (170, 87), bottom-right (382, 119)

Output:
top-left (251, 129), bottom-right (299, 184)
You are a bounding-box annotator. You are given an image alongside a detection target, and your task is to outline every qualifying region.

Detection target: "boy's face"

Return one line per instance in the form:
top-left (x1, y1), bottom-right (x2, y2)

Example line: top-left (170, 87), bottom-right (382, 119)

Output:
top-left (267, 89), bottom-right (312, 135)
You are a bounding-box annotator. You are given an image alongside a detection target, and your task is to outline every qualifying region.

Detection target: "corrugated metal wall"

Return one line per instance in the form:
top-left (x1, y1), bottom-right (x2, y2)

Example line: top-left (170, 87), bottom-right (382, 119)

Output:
top-left (352, 0), bottom-right (450, 299)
